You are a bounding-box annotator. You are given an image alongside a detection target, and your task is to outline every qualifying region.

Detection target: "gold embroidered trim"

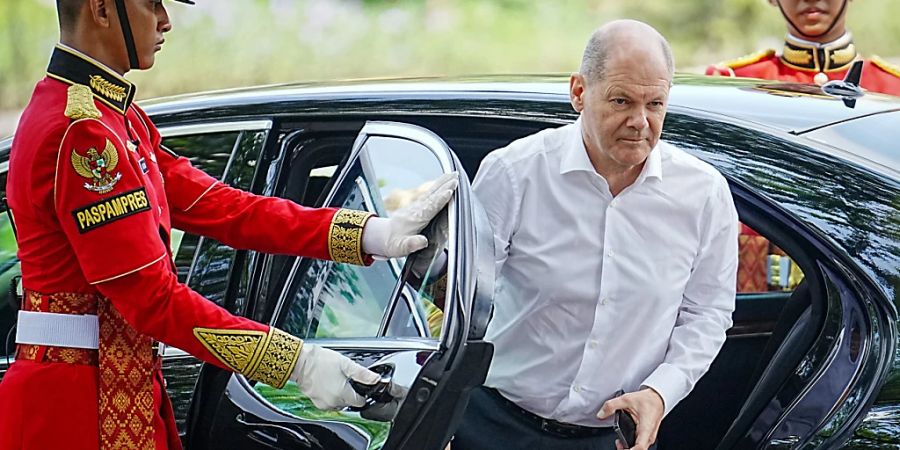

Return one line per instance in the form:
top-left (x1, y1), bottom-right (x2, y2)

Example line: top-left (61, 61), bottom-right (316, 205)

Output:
top-left (193, 328), bottom-right (267, 373)
top-left (719, 49), bottom-right (776, 70)
top-left (192, 327), bottom-right (302, 388)
top-left (245, 328), bottom-right (303, 389)
top-left (831, 44), bottom-right (857, 67)
top-left (90, 75), bottom-right (127, 102)
top-left (328, 209), bottom-right (374, 266)
top-left (872, 56), bottom-right (900, 79)
top-left (782, 47), bottom-right (812, 66)
top-left (781, 35), bottom-right (858, 72)
top-left (64, 84), bottom-right (101, 120)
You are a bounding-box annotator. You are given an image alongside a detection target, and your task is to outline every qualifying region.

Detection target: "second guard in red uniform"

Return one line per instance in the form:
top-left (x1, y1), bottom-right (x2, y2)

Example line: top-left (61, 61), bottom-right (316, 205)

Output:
top-left (706, 0), bottom-right (900, 96)
top-left (0, 1), bottom-right (457, 449)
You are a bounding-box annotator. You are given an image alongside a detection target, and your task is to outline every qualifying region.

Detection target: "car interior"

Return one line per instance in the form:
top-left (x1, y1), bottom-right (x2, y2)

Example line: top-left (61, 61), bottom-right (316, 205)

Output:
top-left (658, 190), bottom-right (823, 448)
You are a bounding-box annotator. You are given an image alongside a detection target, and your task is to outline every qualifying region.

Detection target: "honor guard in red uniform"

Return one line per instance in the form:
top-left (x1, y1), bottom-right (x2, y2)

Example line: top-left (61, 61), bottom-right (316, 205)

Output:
top-left (0, 1), bottom-right (457, 449)
top-left (706, 0), bottom-right (900, 96)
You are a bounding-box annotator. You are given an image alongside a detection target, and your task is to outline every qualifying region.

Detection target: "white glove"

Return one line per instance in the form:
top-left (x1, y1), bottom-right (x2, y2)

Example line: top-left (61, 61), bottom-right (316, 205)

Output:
top-left (362, 172), bottom-right (459, 259)
top-left (290, 344), bottom-right (380, 410)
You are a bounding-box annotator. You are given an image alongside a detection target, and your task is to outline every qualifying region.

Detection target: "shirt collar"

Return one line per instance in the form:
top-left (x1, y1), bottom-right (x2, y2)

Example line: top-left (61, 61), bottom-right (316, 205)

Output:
top-left (47, 44), bottom-right (136, 115)
top-left (559, 118), bottom-right (596, 175)
top-left (560, 117), bottom-right (663, 183)
top-left (781, 31), bottom-right (857, 73)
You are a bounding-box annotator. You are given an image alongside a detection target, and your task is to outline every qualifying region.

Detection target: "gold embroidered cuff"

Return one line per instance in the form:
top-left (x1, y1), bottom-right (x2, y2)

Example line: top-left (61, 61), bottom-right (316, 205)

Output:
top-left (193, 327), bottom-right (303, 389)
top-left (328, 209), bottom-right (374, 266)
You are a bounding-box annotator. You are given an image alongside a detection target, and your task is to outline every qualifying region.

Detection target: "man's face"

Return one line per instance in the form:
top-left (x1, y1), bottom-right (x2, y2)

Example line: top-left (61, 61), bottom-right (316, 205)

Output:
top-left (772, 0), bottom-right (848, 40)
top-left (117, 0), bottom-right (172, 69)
top-left (570, 54), bottom-right (670, 172)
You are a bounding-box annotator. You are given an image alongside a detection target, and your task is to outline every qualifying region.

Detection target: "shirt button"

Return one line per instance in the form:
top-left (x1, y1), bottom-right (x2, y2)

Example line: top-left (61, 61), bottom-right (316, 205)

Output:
top-left (573, 385), bottom-right (582, 393)
top-left (600, 298), bottom-right (608, 306)
top-left (588, 340), bottom-right (599, 348)
top-left (610, 199), bottom-right (618, 208)
top-left (606, 249), bottom-right (614, 258)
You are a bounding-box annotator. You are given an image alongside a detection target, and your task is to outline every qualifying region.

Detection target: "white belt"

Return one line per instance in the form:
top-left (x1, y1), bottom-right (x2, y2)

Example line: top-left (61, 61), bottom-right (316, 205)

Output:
top-left (15, 310), bottom-right (99, 350)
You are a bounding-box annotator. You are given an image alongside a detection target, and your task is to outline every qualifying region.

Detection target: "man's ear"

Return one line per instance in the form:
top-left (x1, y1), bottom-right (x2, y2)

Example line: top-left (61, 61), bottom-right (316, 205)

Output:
top-left (569, 73), bottom-right (586, 113)
top-left (88, 0), bottom-right (113, 28)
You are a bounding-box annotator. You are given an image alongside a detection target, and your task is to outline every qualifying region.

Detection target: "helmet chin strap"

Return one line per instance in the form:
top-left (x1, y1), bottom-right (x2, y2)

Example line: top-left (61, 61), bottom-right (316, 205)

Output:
top-left (775, 0), bottom-right (849, 40)
top-left (113, 0), bottom-right (140, 70)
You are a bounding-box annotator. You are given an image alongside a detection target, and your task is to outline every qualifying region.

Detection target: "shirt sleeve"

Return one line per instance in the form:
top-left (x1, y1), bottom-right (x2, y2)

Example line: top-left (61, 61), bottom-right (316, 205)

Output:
top-left (472, 151), bottom-right (521, 275)
top-left (641, 175), bottom-right (739, 416)
top-left (53, 118), bottom-right (168, 283)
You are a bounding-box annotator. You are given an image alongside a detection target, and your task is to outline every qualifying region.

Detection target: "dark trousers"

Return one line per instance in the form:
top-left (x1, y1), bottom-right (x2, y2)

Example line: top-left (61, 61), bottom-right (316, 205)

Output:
top-left (453, 387), bottom-right (632, 450)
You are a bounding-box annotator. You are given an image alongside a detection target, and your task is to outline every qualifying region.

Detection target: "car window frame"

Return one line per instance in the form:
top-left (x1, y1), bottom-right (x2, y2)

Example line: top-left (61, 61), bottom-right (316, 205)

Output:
top-left (269, 121), bottom-right (462, 348)
top-left (154, 119), bottom-right (273, 356)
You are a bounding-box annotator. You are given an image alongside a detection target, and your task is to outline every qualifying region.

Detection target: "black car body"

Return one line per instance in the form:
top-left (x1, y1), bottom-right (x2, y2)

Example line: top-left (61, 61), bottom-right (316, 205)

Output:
top-left (0, 74), bottom-right (897, 449)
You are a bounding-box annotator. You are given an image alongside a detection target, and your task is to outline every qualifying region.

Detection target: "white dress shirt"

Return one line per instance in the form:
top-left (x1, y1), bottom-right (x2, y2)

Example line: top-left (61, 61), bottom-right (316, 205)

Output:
top-left (473, 118), bottom-right (738, 427)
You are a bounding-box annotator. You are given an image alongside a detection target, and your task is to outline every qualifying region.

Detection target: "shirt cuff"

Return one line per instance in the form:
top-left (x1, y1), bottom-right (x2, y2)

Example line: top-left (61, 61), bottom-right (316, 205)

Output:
top-left (641, 363), bottom-right (691, 417)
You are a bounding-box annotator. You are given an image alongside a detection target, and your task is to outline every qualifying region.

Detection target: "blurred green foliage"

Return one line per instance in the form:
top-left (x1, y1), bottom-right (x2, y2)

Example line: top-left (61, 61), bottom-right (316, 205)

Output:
top-left (2, 0), bottom-right (899, 112)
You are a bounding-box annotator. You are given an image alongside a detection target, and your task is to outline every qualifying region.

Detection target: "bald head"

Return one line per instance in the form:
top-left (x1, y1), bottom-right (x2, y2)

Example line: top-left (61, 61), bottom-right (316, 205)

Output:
top-left (579, 20), bottom-right (674, 83)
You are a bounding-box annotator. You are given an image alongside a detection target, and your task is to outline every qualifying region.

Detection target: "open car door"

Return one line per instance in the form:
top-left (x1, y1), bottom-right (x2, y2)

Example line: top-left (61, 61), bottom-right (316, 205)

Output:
top-left (186, 121), bottom-right (495, 450)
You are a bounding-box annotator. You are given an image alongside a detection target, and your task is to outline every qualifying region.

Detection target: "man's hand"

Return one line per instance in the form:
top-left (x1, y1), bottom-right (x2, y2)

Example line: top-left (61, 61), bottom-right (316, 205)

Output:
top-left (289, 344), bottom-right (381, 410)
top-left (597, 388), bottom-right (665, 450)
top-left (362, 172), bottom-right (459, 259)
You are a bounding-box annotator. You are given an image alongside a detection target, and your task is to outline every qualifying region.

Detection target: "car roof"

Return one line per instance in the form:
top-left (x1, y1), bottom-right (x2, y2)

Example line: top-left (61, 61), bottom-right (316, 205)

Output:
top-left (142, 73), bottom-right (900, 134)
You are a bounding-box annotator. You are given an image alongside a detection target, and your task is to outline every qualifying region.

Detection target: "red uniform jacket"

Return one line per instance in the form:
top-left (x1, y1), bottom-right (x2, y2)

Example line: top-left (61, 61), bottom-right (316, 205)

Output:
top-left (0, 44), bottom-right (373, 450)
top-left (706, 33), bottom-right (900, 97)
top-left (707, 33), bottom-right (899, 293)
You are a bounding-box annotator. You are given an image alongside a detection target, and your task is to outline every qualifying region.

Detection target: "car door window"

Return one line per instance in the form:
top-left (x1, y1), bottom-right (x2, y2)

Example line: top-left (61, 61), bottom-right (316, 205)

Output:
top-left (737, 222), bottom-right (805, 294)
top-left (160, 132), bottom-right (239, 282)
top-left (280, 135), bottom-right (447, 340)
top-left (249, 124), bottom-right (456, 450)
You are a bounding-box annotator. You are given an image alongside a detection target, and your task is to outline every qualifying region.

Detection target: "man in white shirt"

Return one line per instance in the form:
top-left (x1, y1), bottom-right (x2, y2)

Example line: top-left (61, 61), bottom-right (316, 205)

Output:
top-left (453, 20), bottom-right (738, 450)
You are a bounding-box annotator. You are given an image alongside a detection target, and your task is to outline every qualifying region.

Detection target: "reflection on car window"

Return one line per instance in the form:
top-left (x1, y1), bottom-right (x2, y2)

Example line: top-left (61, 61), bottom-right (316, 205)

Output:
top-left (738, 222), bottom-right (804, 294)
top-left (282, 182), bottom-right (399, 339)
top-left (388, 209), bottom-right (449, 339)
top-left (161, 132), bottom-right (238, 283)
top-left (280, 135), bottom-right (447, 340)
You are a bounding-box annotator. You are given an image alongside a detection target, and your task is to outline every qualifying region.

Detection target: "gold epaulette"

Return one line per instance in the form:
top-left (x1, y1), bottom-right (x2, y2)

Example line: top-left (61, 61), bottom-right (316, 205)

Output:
top-left (719, 49), bottom-right (777, 70)
top-left (64, 84), bottom-right (101, 120)
top-left (871, 55), bottom-right (900, 79)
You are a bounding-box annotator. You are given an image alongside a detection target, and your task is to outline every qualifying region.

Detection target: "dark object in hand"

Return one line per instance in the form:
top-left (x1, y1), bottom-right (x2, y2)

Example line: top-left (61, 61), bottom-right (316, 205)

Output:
top-left (612, 389), bottom-right (637, 448)
top-left (348, 363), bottom-right (396, 411)
top-left (614, 408), bottom-right (637, 448)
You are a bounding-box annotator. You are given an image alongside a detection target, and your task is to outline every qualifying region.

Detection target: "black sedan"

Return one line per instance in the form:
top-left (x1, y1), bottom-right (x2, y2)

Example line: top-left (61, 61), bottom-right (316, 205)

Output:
top-left (0, 74), bottom-right (897, 449)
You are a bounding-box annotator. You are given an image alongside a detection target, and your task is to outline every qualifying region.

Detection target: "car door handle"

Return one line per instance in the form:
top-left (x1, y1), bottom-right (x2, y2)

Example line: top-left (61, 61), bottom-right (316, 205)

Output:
top-left (236, 413), bottom-right (312, 448)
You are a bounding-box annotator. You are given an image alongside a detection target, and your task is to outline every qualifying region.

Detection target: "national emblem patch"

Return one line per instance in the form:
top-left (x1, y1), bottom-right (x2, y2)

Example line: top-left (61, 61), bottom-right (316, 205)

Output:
top-left (71, 138), bottom-right (122, 194)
